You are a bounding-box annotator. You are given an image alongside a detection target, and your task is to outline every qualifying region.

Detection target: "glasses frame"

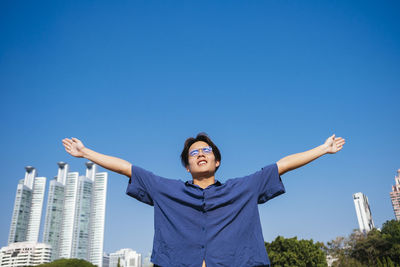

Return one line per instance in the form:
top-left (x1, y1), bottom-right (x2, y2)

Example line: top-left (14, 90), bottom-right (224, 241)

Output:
top-left (189, 146), bottom-right (213, 157)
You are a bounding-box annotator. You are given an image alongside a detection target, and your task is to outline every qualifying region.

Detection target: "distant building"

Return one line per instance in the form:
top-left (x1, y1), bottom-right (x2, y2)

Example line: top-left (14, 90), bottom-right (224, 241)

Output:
top-left (142, 252), bottom-right (152, 267)
top-left (0, 242), bottom-right (52, 267)
top-left (326, 254), bottom-right (338, 267)
top-left (43, 162), bottom-right (68, 260)
top-left (353, 192), bottom-right (375, 233)
top-left (109, 248), bottom-right (142, 267)
top-left (103, 252), bottom-right (110, 267)
top-left (390, 169), bottom-right (400, 220)
top-left (89, 166), bottom-right (108, 267)
top-left (8, 167), bottom-right (46, 244)
top-left (43, 162), bottom-right (108, 267)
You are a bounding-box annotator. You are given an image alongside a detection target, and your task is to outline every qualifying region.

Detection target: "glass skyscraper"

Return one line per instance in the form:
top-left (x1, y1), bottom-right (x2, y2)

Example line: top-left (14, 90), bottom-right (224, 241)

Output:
top-left (8, 166), bottom-right (46, 244)
top-left (72, 175), bottom-right (93, 259)
top-left (42, 162), bottom-right (108, 266)
top-left (89, 170), bottom-right (108, 267)
top-left (43, 162), bottom-right (69, 260)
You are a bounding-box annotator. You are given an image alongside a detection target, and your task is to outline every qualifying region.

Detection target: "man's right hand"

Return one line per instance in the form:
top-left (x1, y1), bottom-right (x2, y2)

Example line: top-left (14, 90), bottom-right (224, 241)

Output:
top-left (62, 137), bottom-right (86, 158)
top-left (61, 137), bottom-right (132, 177)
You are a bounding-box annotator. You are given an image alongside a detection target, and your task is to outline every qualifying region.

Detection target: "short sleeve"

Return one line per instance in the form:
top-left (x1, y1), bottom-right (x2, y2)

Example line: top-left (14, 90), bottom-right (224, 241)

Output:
top-left (249, 163), bottom-right (285, 204)
top-left (126, 165), bottom-right (160, 206)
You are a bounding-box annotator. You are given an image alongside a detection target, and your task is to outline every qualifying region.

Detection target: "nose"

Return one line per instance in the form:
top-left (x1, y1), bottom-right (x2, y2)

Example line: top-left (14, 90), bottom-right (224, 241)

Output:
top-left (197, 149), bottom-right (205, 156)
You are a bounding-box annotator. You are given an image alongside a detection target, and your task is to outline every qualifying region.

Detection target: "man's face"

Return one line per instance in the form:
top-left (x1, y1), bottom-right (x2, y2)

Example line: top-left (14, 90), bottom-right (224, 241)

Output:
top-left (186, 141), bottom-right (220, 177)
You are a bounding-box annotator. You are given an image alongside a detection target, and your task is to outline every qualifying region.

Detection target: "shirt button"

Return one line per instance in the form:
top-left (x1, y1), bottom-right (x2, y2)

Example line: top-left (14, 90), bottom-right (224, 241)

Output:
top-left (201, 245), bottom-right (204, 249)
top-left (202, 227), bottom-right (205, 231)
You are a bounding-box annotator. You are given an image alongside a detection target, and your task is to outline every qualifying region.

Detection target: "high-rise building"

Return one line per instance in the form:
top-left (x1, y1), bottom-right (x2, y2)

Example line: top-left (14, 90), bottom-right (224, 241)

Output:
top-left (89, 166), bottom-right (108, 267)
top-left (26, 176), bottom-right (46, 242)
top-left (43, 162), bottom-right (107, 266)
top-left (390, 169), bottom-right (400, 221)
top-left (353, 192), bottom-right (375, 233)
top-left (72, 175), bottom-right (93, 260)
top-left (43, 162), bottom-right (69, 260)
top-left (58, 171), bottom-right (80, 259)
top-left (0, 242), bottom-right (52, 267)
top-left (8, 167), bottom-right (46, 244)
top-left (109, 249), bottom-right (142, 267)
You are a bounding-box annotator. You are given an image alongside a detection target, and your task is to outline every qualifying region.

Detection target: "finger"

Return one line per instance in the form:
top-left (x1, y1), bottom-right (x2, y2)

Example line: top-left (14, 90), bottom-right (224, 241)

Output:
top-left (336, 139), bottom-right (346, 144)
top-left (63, 139), bottom-right (72, 145)
top-left (62, 141), bottom-right (72, 148)
top-left (62, 143), bottom-right (68, 149)
top-left (62, 139), bottom-right (72, 145)
top-left (71, 137), bottom-right (80, 143)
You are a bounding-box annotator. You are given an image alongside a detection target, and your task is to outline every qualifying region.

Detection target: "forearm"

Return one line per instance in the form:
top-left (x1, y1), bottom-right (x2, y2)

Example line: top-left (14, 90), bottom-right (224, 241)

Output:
top-left (82, 147), bottom-right (132, 178)
top-left (276, 144), bottom-right (328, 175)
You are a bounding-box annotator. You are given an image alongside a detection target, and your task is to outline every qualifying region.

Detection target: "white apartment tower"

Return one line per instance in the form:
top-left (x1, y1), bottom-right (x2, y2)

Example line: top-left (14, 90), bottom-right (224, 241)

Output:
top-left (0, 242), bottom-right (52, 267)
top-left (43, 162), bottom-right (69, 260)
top-left (58, 171), bottom-right (80, 259)
top-left (353, 192), bottom-right (375, 233)
top-left (8, 167), bottom-right (46, 244)
top-left (109, 249), bottom-right (142, 267)
top-left (88, 163), bottom-right (108, 267)
top-left (43, 162), bottom-right (107, 266)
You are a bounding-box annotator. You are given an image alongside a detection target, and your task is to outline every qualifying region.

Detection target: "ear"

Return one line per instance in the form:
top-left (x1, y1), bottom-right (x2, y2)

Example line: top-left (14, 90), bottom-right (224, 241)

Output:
top-left (186, 166), bottom-right (191, 173)
top-left (215, 161), bottom-right (220, 168)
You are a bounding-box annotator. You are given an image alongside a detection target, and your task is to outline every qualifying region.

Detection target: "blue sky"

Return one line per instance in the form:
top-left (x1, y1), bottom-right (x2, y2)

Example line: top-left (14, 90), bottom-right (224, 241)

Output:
top-left (1, 0), bottom-right (399, 257)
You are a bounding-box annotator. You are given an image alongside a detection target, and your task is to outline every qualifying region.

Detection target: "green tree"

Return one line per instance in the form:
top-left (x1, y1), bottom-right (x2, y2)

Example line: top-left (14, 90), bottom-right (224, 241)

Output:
top-left (37, 258), bottom-right (96, 267)
top-left (382, 220), bottom-right (400, 244)
top-left (382, 220), bottom-right (400, 264)
top-left (265, 236), bottom-right (327, 267)
top-left (331, 256), bottom-right (365, 267)
top-left (351, 229), bottom-right (390, 265)
top-left (327, 220), bottom-right (400, 266)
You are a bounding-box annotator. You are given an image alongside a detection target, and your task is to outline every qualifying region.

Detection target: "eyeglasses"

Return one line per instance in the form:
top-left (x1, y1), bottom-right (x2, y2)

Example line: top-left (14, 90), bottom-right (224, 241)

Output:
top-left (189, 146), bottom-right (213, 157)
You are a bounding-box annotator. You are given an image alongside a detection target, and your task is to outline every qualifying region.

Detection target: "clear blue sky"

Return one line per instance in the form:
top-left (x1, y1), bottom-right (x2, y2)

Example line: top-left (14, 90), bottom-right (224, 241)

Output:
top-left (1, 0), bottom-right (399, 257)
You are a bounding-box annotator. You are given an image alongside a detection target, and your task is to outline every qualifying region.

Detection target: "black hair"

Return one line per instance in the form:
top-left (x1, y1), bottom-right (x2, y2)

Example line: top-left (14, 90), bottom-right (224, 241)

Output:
top-left (180, 132), bottom-right (222, 172)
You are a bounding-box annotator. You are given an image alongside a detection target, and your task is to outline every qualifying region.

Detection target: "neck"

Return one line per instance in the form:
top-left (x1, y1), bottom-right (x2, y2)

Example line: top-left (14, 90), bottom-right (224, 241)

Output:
top-left (193, 175), bottom-right (215, 189)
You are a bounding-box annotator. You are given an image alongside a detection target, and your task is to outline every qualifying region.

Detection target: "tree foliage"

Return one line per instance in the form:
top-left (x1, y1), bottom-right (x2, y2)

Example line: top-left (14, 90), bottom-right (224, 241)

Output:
top-left (327, 220), bottom-right (400, 267)
top-left (37, 258), bottom-right (97, 267)
top-left (265, 235), bottom-right (327, 267)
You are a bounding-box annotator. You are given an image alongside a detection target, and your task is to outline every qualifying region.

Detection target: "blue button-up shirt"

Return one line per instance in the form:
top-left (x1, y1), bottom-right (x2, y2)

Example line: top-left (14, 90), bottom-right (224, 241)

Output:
top-left (126, 163), bottom-right (285, 267)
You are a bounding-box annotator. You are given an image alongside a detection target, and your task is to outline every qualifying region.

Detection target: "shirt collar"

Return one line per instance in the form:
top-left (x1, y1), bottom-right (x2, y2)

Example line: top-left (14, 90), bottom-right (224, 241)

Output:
top-left (185, 180), bottom-right (222, 188)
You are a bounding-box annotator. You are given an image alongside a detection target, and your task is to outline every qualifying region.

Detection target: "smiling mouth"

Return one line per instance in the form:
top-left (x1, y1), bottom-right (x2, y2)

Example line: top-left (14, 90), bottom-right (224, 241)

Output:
top-left (198, 160), bottom-right (207, 166)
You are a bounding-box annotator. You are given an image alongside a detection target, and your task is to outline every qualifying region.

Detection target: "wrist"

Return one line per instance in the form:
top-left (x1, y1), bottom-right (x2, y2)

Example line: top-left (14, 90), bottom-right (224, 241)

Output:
top-left (81, 147), bottom-right (91, 158)
top-left (319, 144), bottom-right (329, 155)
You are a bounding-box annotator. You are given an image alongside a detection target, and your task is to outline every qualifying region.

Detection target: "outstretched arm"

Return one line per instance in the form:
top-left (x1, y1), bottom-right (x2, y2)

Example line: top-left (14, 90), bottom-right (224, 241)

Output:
top-left (276, 134), bottom-right (345, 176)
top-left (62, 137), bottom-right (132, 178)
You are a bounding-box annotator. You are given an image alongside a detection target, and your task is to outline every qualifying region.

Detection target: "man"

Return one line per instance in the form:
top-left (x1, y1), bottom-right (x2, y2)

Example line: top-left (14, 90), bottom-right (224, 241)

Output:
top-left (62, 133), bottom-right (345, 267)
